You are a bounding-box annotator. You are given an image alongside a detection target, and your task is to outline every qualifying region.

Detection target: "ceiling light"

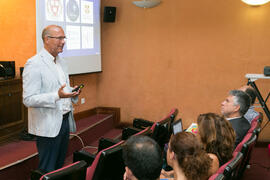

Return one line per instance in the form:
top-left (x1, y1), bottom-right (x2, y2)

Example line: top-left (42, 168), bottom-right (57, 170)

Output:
top-left (132, 0), bottom-right (161, 8)
top-left (241, 0), bottom-right (269, 6)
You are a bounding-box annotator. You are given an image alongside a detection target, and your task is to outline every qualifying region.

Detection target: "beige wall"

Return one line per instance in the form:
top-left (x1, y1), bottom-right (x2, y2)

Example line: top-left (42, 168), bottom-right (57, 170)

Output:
top-left (97, 0), bottom-right (270, 141)
top-left (0, 0), bottom-right (269, 141)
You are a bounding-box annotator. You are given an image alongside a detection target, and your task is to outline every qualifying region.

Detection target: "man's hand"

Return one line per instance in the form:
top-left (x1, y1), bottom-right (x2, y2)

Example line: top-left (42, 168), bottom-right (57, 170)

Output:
top-left (58, 84), bottom-right (80, 98)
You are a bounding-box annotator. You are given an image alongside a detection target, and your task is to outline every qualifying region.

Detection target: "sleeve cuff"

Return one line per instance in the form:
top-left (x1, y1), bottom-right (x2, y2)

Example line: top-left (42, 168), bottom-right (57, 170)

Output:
top-left (54, 92), bottom-right (60, 101)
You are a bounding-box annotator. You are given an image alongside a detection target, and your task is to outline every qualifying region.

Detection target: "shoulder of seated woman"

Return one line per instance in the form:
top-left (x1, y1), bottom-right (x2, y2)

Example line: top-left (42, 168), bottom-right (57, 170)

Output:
top-left (208, 153), bottom-right (220, 173)
top-left (208, 153), bottom-right (219, 163)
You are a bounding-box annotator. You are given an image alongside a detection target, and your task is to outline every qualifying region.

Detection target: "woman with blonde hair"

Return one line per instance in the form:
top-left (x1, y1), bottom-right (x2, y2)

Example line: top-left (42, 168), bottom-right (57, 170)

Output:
top-left (197, 113), bottom-right (236, 166)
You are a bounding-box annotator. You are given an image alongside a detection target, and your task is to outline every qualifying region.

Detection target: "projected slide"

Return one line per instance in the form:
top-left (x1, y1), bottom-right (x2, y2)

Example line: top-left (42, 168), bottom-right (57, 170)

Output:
top-left (36, 0), bottom-right (101, 74)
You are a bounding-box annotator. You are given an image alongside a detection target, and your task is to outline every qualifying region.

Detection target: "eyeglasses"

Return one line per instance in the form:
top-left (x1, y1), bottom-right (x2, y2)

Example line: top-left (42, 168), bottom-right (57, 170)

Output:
top-left (47, 36), bottom-right (67, 40)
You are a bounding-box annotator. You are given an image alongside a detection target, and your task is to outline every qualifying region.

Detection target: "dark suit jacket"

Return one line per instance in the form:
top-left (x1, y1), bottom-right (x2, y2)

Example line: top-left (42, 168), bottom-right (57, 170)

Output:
top-left (229, 117), bottom-right (251, 148)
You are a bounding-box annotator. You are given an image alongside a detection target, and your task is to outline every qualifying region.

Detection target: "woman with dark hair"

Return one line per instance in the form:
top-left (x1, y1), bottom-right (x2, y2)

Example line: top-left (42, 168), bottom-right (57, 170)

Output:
top-left (164, 132), bottom-right (212, 180)
top-left (197, 113), bottom-right (236, 166)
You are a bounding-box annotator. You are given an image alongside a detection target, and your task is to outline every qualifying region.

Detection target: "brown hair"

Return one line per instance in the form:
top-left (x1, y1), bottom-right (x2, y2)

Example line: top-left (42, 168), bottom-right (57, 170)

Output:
top-left (197, 113), bottom-right (236, 165)
top-left (169, 132), bottom-right (211, 180)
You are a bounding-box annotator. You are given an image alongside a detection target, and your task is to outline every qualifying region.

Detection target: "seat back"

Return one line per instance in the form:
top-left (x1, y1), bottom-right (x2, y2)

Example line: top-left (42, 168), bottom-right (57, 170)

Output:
top-left (217, 151), bottom-right (238, 174)
top-left (132, 108), bottom-right (178, 130)
top-left (223, 152), bottom-right (243, 180)
top-left (151, 108), bottom-right (178, 130)
top-left (122, 126), bottom-right (153, 140)
top-left (234, 133), bottom-right (252, 153)
top-left (248, 115), bottom-right (260, 133)
top-left (134, 126), bottom-right (152, 136)
top-left (86, 141), bottom-right (125, 180)
top-left (133, 118), bottom-right (154, 129)
top-left (237, 134), bottom-right (257, 178)
top-left (253, 112), bottom-right (263, 140)
top-left (169, 108), bottom-right (179, 124)
top-left (253, 127), bottom-right (261, 140)
top-left (152, 108), bottom-right (178, 146)
top-left (151, 119), bottom-right (171, 150)
top-left (40, 160), bottom-right (88, 180)
top-left (208, 173), bottom-right (225, 180)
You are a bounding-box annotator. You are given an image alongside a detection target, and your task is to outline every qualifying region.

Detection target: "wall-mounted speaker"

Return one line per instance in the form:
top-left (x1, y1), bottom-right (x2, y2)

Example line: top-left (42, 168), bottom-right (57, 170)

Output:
top-left (103, 6), bottom-right (116, 23)
top-left (0, 61), bottom-right (15, 79)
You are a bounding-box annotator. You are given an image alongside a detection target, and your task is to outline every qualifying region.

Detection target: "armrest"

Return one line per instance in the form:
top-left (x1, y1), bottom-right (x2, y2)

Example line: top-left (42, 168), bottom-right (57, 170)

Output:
top-left (73, 150), bottom-right (95, 167)
top-left (122, 127), bottom-right (142, 140)
top-left (98, 137), bottom-right (119, 151)
top-left (133, 118), bottom-right (154, 129)
top-left (31, 169), bottom-right (46, 180)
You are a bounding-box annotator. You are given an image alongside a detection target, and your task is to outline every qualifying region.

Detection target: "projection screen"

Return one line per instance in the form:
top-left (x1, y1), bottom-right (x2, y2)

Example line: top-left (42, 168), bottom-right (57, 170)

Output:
top-left (36, 0), bottom-right (101, 74)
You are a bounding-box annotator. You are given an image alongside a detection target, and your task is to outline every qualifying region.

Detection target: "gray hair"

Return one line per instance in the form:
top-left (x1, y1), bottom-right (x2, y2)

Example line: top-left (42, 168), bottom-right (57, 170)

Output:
top-left (229, 90), bottom-right (251, 116)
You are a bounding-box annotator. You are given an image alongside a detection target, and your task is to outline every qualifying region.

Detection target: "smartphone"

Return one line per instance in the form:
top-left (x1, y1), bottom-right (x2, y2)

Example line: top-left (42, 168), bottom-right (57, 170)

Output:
top-left (72, 84), bottom-right (84, 92)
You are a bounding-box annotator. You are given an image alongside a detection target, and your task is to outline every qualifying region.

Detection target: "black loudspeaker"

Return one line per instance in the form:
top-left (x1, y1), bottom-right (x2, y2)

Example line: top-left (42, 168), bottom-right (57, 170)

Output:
top-left (103, 6), bottom-right (116, 23)
top-left (264, 66), bottom-right (270, 76)
top-left (0, 61), bottom-right (15, 79)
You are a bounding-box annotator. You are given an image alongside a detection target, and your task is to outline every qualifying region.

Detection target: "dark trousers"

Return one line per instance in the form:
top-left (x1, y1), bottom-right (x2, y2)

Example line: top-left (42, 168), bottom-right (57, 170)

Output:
top-left (36, 113), bottom-right (70, 173)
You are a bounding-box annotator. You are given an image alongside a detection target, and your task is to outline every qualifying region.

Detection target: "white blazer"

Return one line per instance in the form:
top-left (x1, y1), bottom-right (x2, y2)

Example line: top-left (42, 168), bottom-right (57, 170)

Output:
top-left (23, 49), bottom-right (77, 137)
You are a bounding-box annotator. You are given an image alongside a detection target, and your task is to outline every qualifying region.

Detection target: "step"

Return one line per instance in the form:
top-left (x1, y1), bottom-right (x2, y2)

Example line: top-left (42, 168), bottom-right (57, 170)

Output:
top-left (67, 114), bottom-right (116, 157)
top-left (0, 113), bottom-right (122, 180)
top-left (64, 128), bottom-right (122, 165)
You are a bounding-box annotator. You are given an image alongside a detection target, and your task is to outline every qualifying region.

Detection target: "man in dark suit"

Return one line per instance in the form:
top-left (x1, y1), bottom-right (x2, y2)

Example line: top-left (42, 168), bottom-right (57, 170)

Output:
top-left (221, 90), bottom-right (251, 147)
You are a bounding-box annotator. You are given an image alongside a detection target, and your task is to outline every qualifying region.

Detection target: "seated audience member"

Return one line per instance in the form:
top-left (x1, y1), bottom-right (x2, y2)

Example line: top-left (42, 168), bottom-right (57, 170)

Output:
top-left (122, 135), bottom-right (163, 180)
top-left (239, 85), bottom-right (259, 123)
top-left (197, 113), bottom-right (236, 166)
top-left (163, 132), bottom-right (212, 180)
top-left (221, 90), bottom-right (251, 147)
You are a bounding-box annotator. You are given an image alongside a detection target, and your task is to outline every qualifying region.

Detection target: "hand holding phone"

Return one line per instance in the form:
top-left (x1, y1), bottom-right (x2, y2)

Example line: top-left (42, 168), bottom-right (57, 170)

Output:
top-left (72, 84), bottom-right (84, 92)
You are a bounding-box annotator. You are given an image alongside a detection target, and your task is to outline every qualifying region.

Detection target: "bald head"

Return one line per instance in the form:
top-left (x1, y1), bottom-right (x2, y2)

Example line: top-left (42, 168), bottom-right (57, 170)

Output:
top-left (42, 25), bottom-right (63, 42)
top-left (41, 25), bottom-right (66, 57)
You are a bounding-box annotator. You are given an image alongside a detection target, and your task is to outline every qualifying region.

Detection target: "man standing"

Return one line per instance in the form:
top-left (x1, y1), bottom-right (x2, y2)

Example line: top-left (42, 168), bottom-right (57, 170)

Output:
top-left (239, 85), bottom-right (260, 123)
top-left (122, 135), bottom-right (163, 180)
top-left (23, 25), bottom-right (80, 173)
top-left (221, 90), bottom-right (251, 147)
